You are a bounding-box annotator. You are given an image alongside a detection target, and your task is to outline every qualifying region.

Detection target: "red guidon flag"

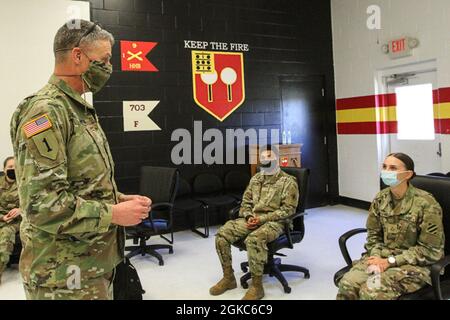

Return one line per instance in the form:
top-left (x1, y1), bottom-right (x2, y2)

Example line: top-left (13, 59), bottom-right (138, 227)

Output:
top-left (121, 41), bottom-right (158, 72)
top-left (192, 51), bottom-right (245, 121)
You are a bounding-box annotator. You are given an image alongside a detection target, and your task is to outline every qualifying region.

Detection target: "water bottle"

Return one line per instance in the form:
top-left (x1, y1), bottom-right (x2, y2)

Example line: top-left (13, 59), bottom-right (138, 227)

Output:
top-left (282, 130), bottom-right (287, 145)
top-left (366, 264), bottom-right (381, 290)
top-left (287, 130), bottom-right (292, 144)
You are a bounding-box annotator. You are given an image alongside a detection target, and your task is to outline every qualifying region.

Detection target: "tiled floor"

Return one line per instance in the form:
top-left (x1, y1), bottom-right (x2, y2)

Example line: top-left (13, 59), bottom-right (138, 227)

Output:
top-left (0, 205), bottom-right (368, 300)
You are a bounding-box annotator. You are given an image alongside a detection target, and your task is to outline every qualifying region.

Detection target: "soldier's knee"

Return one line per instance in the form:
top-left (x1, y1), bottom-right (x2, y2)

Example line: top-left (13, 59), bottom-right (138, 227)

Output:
top-left (216, 223), bottom-right (229, 237)
top-left (215, 229), bottom-right (233, 246)
top-left (215, 232), bottom-right (226, 243)
top-left (244, 232), bottom-right (266, 247)
top-left (339, 273), bottom-right (361, 292)
top-left (359, 284), bottom-right (384, 300)
top-left (244, 233), bottom-right (257, 246)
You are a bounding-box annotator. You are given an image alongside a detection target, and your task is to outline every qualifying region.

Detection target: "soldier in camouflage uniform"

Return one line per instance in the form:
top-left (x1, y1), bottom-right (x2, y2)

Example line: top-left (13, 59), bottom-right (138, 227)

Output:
top-left (337, 153), bottom-right (445, 300)
top-left (10, 20), bottom-right (151, 300)
top-left (0, 157), bottom-right (21, 283)
top-left (210, 147), bottom-right (299, 300)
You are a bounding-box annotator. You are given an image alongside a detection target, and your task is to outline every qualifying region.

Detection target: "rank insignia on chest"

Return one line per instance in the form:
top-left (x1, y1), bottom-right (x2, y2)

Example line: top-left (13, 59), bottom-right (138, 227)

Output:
top-left (22, 114), bottom-right (53, 138)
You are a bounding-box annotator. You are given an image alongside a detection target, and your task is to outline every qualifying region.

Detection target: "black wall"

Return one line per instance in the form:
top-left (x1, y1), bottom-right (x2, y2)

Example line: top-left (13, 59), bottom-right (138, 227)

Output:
top-left (86, 0), bottom-right (338, 205)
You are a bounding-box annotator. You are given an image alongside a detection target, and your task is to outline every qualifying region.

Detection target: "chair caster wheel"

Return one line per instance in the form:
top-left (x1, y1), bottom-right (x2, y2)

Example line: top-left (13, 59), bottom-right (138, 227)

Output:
top-left (169, 249), bottom-right (174, 254)
top-left (241, 282), bottom-right (249, 289)
top-left (304, 272), bottom-right (310, 279)
top-left (284, 286), bottom-right (292, 294)
top-left (159, 261), bottom-right (164, 266)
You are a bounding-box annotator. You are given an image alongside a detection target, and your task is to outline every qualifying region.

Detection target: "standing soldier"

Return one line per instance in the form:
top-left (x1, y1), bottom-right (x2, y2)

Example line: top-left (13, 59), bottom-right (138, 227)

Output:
top-left (210, 146), bottom-right (299, 300)
top-left (0, 157), bottom-right (21, 284)
top-left (10, 20), bottom-right (151, 300)
top-left (337, 153), bottom-right (445, 300)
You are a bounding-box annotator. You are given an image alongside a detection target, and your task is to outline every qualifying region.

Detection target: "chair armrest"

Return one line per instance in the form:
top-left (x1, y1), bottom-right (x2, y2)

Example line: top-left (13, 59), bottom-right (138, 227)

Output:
top-left (431, 255), bottom-right (450, 300)
top-left (339, 228), bottom-right (367, 266)
top-left (283, 211), bottom-right (305, 221)
top-left (283, 211), bottom-right (305, 249)
top-left (147, 202), bottom-right (175, 231)
top-left (151, 202), bottom-right (174, 210)
top-left (228, 205), bottom-right (241, 220)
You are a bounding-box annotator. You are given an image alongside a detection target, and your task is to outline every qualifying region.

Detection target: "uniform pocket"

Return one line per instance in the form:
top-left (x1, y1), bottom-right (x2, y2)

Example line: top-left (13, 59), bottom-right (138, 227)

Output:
top-left (397, 214), bottom-right (418, 246)
top-left (380, 213), bottom-right (400, 243)
top-left (264, 188), bottom-right (278, 204)
top-left (85, 126), bottom-right (109, 164)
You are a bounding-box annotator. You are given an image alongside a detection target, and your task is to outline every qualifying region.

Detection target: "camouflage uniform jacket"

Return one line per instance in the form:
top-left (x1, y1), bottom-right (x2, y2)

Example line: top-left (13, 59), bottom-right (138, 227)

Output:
top-left (239, 170), bottom-right (299, 224)
top-left (0, 176), bottom-right (20, 228)
top-left (10, 74), bottom-right (124, 288)
top-left (365, 183), bottom-right (445, 267)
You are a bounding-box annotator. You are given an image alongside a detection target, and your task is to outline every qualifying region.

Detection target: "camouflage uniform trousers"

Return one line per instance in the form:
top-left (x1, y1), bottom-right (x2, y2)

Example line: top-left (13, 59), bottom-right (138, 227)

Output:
top-left (216, 218), bottom-right (284, 276)
top-left (0, 221), bottom-right (20, 275)
top-left (337, 257), bottom-right (429, 300)
top-left (23, 270), bottom-right (114, 300)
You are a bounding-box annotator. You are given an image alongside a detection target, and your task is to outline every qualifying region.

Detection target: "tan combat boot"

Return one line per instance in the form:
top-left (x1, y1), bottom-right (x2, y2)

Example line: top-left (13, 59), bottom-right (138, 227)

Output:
top-left (242, 276), bottom-right (265, 300)
top-left (209, 265), bottom-right (237, 296)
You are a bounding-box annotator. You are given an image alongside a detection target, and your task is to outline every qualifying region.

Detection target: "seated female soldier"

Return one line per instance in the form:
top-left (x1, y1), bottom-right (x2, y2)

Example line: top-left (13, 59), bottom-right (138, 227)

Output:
top-left (337, 152), bottom-right (445, 300)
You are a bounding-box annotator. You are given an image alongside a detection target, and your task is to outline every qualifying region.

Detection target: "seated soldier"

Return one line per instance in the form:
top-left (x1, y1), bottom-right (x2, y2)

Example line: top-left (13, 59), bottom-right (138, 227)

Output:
top-left (210, 146), bottom-right (299, 300)
top-left (337, 153), bottom-right (445, 300)
top-left (0, 156), bottom-right (21, 284)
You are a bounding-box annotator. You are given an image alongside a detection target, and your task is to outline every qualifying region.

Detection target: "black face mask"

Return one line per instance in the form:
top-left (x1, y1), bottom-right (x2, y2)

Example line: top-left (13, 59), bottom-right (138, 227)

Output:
top-left (6, 169), bottom-right (15, 181)
top-left (260, 160), bottom-right (278, 168)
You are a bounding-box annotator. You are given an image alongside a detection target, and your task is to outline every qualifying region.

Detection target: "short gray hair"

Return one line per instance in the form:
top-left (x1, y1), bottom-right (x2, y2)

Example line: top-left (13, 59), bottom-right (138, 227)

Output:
top-left (53, 19), bottom-right (114, 63)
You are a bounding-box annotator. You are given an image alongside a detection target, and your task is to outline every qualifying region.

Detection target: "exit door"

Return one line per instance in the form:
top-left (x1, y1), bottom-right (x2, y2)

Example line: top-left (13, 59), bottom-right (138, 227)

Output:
top-left (385, 69), bottom-right (442, 175)
top-left (280, 76), bottom-right (329, 208)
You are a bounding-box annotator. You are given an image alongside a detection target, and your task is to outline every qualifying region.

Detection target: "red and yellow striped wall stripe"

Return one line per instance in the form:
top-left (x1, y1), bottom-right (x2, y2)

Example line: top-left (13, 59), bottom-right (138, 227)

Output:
top-left (336, 88), bottom-right (450, 134)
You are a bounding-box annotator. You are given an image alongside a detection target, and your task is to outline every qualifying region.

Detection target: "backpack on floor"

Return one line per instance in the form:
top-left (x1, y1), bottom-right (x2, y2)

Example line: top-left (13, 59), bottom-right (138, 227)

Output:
top-left (113, 257), bottom-right (145, 300)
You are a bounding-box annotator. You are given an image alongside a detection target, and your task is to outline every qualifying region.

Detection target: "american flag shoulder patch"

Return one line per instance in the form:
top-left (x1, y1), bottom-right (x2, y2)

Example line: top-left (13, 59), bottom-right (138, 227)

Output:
top-left (22, 114), bottom-right (53, 138)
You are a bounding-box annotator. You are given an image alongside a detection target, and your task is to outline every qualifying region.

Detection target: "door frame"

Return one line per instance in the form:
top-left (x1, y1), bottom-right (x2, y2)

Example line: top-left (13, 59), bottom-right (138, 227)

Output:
top-left (375, 60), bottom-right (440, 173)
top-left (374, 59), bottom-right (439, 163)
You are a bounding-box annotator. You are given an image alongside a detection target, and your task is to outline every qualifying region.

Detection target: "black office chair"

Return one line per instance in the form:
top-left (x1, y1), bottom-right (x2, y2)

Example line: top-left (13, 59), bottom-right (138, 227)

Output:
top-left (334, 175), bottom-right (450, 300)
top-left (125, 166), bottom-right (179, 266)
top-left (173, 178), bottom-right (209, 238)
top-left (224, 170), bottom-right (251, 203)
top-left (428, 172), bottom-right (448, 178)
top-left (230, 167), bottom-right (311, 294)
top-left (193, 172), bottom-right (238, 228)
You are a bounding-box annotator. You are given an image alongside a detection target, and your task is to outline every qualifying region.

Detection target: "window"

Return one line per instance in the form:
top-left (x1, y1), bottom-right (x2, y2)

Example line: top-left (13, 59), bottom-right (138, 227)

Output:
top-left (395, 83), bottom-right (435, 140)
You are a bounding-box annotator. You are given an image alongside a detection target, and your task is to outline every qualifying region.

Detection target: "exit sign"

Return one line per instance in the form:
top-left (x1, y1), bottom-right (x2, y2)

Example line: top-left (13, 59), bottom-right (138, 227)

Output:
top-left (387, 37), bottom-right (417, 59)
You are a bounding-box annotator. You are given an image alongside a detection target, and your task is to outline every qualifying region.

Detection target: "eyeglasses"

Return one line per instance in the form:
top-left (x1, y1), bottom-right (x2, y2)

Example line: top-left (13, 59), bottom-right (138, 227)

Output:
top-left (75, 21), bottom-right (100, 46)
top-left (54, 21), bottom-right (101, 52)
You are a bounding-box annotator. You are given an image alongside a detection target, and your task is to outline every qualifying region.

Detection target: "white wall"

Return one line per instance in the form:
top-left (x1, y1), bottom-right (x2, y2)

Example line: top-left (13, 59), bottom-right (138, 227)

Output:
top-left (331, 0), bottom-right (450, 202)
top-left (0, 0), bottom-right (89, 165)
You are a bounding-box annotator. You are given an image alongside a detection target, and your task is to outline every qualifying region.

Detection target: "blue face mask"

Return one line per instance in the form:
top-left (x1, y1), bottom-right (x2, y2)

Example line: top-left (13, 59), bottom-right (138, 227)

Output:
top-left (381, 170), bottom-right (408, 187)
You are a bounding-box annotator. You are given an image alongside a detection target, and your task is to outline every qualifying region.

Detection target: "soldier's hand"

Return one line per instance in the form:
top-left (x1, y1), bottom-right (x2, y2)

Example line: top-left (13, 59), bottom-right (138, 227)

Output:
top-left (367, 256), bottom-right (389, 273)
top-left (119, 194), bottom-right (152, 207)
top-left (8, 208), bottom-right (21, 219)
top-left (111, 198), bottom-right (151, 226)
top-left (246, 217), bottom-right (260, 230)
top-left (3, 209), bottom-right (20, 223)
